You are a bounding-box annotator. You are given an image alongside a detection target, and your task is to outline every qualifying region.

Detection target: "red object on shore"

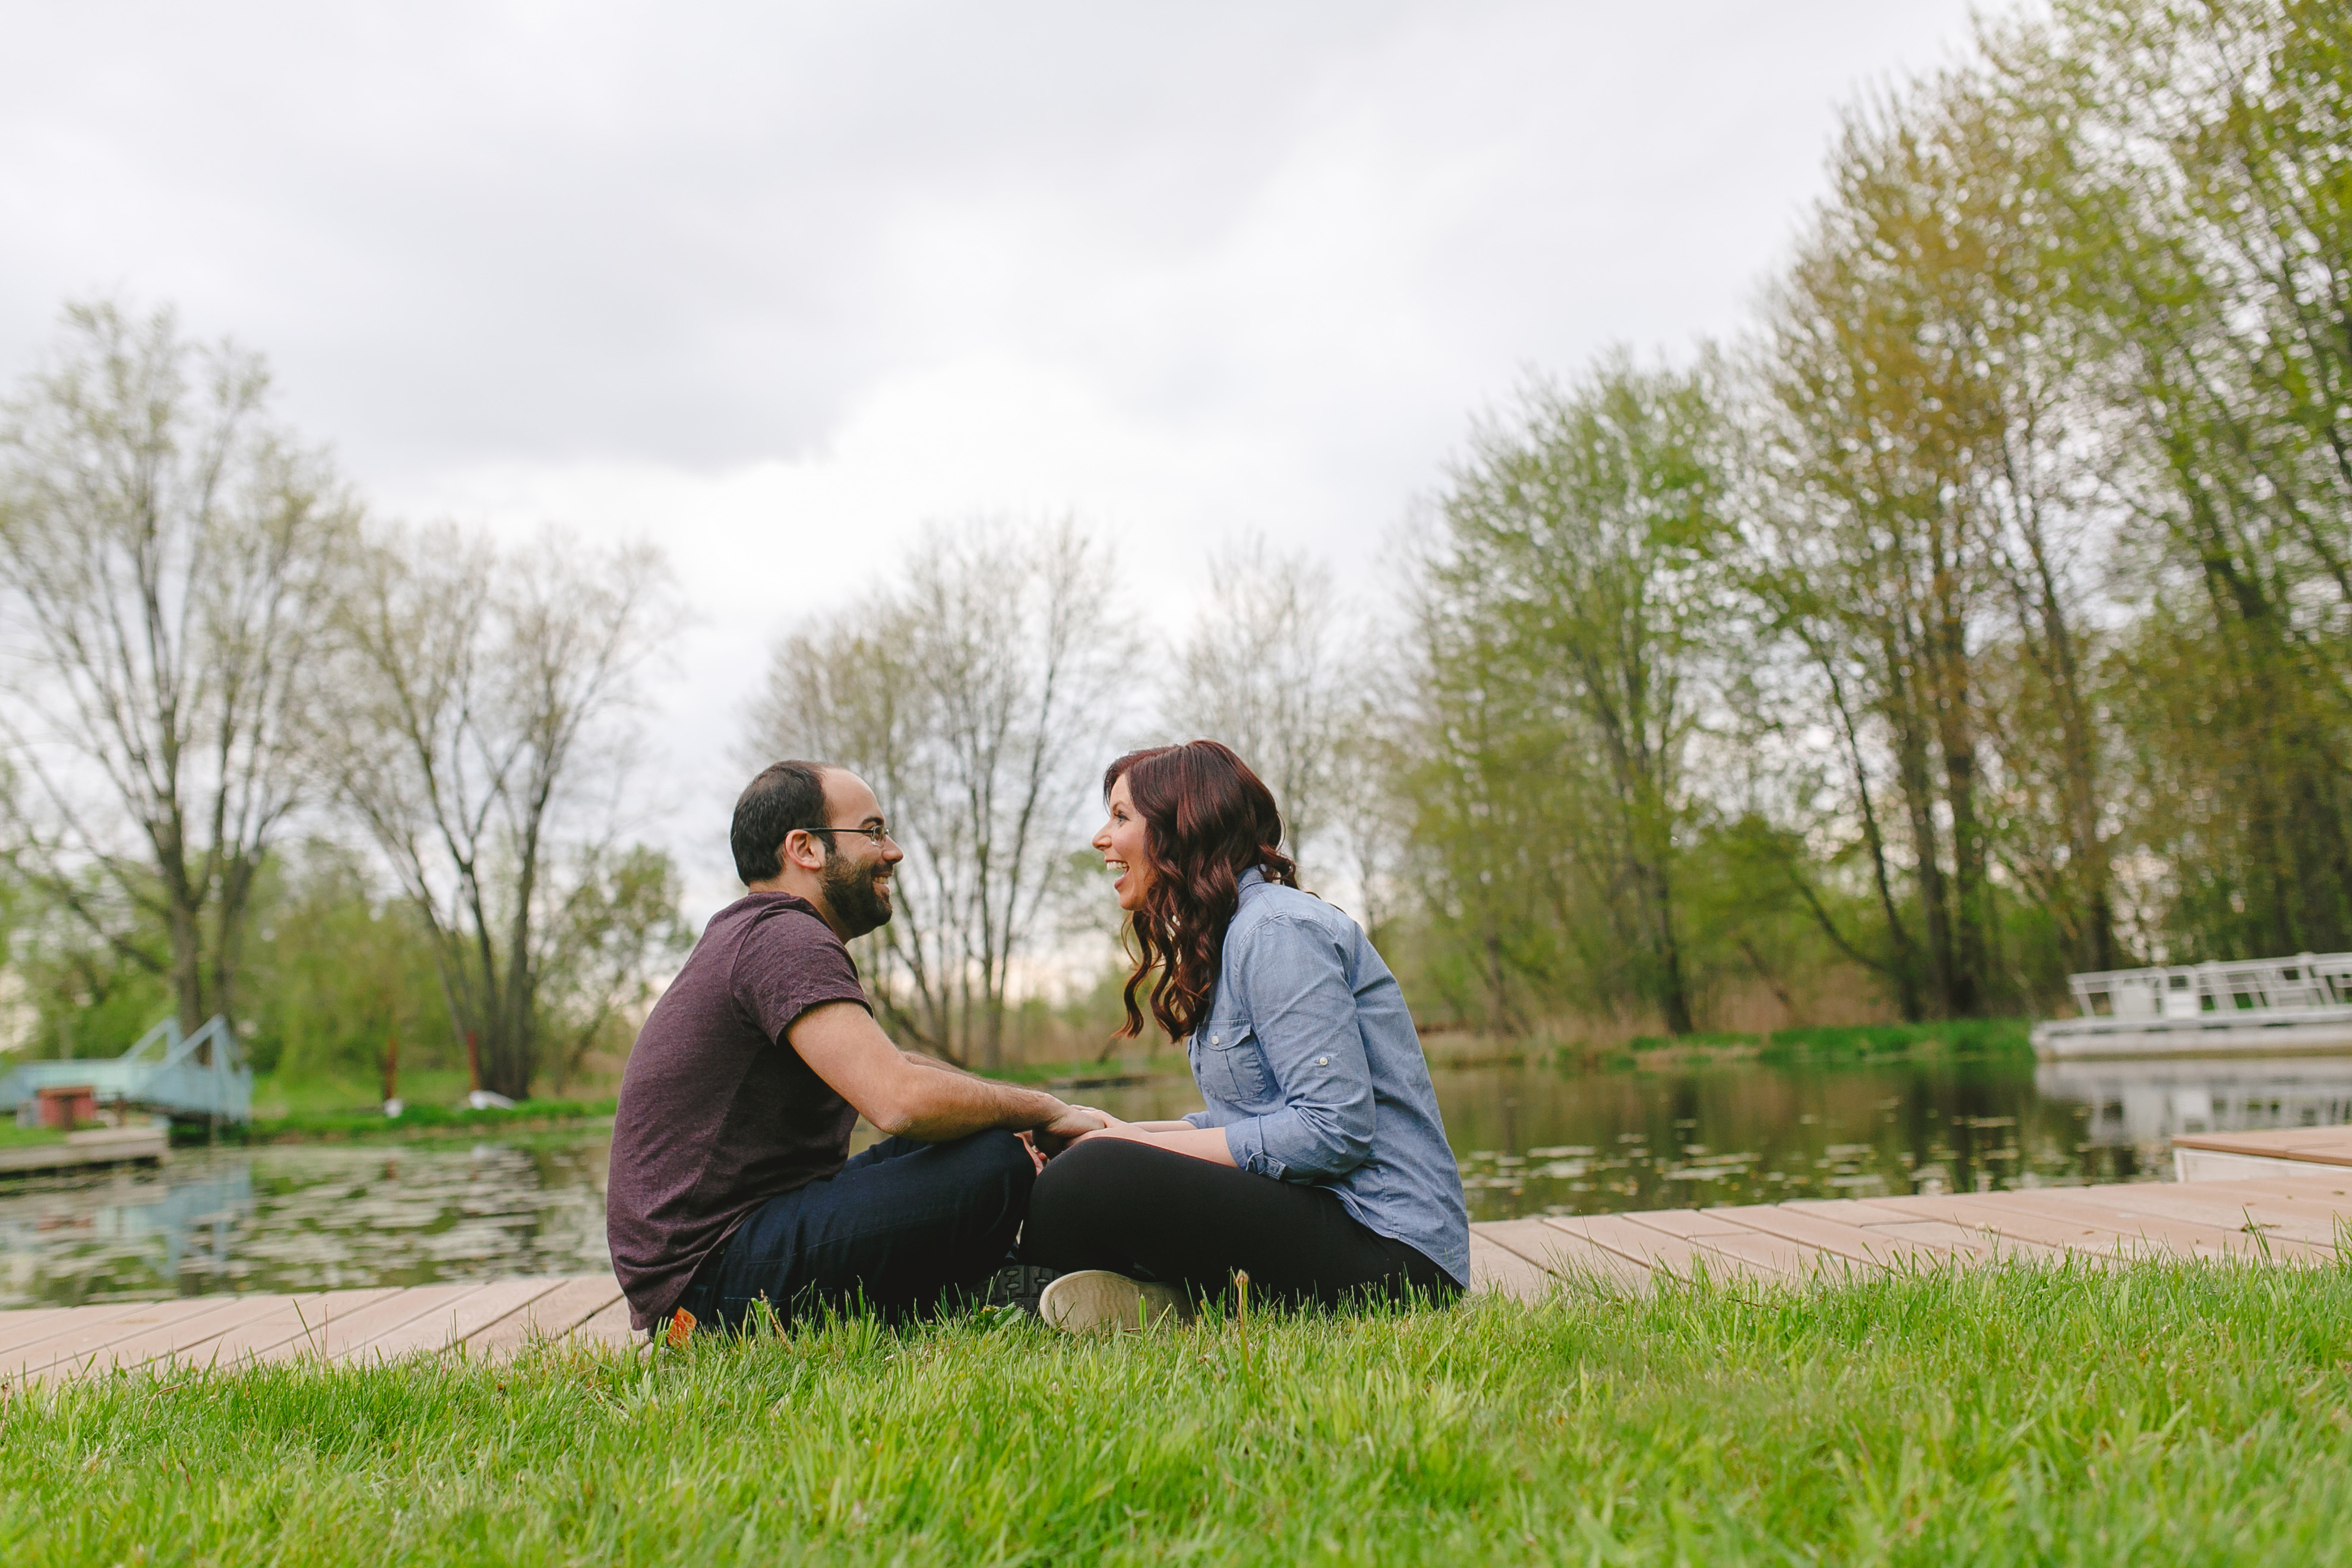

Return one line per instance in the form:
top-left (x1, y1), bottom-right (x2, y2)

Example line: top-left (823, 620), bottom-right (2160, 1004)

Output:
top-left (36, 1086), bottom-right (97, 1130)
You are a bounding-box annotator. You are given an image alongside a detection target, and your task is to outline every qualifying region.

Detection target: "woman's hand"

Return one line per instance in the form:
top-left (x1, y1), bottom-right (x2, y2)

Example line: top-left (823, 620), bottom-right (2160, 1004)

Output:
top-left (1070, 1123), bottom-right (1238, 1166)
top-left (1071, 1121), bottom-right (1155, 1146)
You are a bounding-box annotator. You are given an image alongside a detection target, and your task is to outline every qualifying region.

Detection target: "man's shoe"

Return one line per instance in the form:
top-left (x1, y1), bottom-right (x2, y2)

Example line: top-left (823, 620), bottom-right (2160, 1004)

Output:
top-left (1038, 1269), bottom-right (1193, 1333)
top-left (981, 1262), bottom-right (1061, 1316)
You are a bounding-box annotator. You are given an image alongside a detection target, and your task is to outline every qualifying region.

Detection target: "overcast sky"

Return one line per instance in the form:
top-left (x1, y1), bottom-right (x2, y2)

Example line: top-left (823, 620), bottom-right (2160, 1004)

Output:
top-left (2, 0), bottom-right (1983, 916)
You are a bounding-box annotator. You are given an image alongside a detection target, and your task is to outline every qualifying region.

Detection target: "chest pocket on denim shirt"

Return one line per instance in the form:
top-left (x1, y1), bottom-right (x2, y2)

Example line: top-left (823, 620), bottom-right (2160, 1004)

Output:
top-left (1196, 1019), bottom-right (1275, 1105)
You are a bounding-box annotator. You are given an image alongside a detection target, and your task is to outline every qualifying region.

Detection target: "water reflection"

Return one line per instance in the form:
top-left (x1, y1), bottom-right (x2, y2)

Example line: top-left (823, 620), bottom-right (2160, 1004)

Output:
top-left (6, 1055), bottom-right (2351, 1303)
top-left (0, 1134), bottom-right (611, 1309)
top-left (1443, 1054), bottom-right (2352, 1222)
top-left (2034, 1057), bottom-right (2352, 1145)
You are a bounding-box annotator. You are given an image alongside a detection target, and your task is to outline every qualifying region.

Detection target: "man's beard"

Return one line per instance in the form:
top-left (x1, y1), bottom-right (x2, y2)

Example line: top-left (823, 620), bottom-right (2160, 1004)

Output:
top-left (820, 851), bottom-right (893, 939)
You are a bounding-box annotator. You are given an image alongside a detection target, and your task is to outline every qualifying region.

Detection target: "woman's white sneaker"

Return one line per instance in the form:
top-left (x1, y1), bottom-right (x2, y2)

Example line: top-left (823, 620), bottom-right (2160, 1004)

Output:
top-left (1038, 1269), bottom-right (1192, 1333)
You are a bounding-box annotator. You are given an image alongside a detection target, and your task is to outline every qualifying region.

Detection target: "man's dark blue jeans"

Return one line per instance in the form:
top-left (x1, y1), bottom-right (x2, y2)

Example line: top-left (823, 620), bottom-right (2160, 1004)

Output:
top-left (672, 1128), bottom-right (1036, 1333)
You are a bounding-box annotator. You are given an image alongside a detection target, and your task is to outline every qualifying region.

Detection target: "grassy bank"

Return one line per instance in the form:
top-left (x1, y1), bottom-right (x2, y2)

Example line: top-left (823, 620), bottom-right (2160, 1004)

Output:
top-left (202, 1096), bottom-right (618, 1146)
top-left (1754, 1017), bottom-right (2034, 1061)
top-left (1604, 1017), bottom-right (2036, 1066)
top-left (7, 1259), bottom-right (2352, 1564)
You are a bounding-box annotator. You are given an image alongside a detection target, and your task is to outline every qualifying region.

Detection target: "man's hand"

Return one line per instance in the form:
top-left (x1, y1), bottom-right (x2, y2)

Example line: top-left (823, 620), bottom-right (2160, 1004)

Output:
top-left (1036, 1104), bottom-right (1109, 1153)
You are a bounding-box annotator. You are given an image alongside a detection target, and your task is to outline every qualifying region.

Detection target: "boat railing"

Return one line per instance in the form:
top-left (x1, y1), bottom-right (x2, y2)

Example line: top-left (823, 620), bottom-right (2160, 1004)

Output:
top-left (2067, 954), bottom-right (2352, 1023)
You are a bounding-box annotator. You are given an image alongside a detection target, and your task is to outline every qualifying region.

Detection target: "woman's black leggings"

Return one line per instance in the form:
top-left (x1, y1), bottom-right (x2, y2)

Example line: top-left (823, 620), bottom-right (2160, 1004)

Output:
top-left (1020, 1138), bottom-right (1459, 1308)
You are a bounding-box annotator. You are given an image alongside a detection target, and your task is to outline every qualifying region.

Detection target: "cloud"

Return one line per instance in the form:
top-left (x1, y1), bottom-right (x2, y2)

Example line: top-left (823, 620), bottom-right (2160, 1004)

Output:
top-left (0, 0), bottom-right (1981, 915)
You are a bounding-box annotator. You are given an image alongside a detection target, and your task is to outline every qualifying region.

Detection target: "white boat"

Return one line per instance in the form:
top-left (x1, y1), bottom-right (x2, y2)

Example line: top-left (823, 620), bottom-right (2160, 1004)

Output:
top-left (2033, 954), bottom-right (2352, 1058)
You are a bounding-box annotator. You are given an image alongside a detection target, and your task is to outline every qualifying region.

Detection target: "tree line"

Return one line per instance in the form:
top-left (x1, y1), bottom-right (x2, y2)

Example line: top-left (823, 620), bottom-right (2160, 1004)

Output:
top-left (0, 304), bottom-right (688, 1098)
top-left (1401, 0), bottom-right (2352, 1034)
top-left (765, 0), bottom-right (2351, 1052)
top-left (4, 0), bottom-right (2344, 1089)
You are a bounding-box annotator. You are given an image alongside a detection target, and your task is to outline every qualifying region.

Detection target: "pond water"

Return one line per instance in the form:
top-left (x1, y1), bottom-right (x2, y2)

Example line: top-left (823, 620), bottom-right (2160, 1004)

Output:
top-left (7, 1053), bottom-right (2351, 1307)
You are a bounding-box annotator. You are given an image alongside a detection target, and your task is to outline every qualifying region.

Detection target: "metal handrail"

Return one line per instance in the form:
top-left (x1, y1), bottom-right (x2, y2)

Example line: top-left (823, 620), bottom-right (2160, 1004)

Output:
top-left (1, 1014), bottom-right (252, 1123)
top-left (2068, 954), bottom-right (2352, 1021)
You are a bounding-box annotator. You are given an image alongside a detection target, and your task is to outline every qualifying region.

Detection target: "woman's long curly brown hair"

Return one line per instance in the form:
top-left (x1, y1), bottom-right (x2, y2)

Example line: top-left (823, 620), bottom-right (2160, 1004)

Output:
top-left (1108, 739), bottom-right (1299, 1042)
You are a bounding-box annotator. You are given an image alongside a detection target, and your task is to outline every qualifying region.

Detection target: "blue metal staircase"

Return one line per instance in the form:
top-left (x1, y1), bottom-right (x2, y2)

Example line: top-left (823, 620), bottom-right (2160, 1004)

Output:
top-left (1, 1015), bottom-right (252, 1125)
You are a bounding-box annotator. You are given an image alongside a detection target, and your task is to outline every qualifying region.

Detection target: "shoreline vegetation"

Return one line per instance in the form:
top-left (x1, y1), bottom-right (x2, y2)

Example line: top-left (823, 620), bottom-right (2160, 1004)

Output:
top-left (138, 1021), bottom-right (2034, 1149)
top-left (5, 1259), bottom-right (2348, 1563)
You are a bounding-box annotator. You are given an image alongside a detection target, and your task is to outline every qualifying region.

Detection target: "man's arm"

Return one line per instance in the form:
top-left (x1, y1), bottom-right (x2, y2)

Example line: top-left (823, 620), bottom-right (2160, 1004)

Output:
top-left (789, 1001), bottom-right (1101, 1145)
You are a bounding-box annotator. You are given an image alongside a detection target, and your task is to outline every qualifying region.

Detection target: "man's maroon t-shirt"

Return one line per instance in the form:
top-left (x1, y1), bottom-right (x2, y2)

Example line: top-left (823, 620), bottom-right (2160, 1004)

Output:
top-left (605, 892), bottom-right (872, 1330)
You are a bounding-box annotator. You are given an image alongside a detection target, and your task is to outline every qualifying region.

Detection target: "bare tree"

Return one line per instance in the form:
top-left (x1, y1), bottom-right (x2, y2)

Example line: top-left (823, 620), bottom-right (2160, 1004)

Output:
top-left (1165, 536), bottom-right (1351, 880)
top-left (321, 521), bottom-right (679, 1099)
top-left (0, 300), bottom-right (356, 1039)
top-left (749, 518), bottom-right (1133, 1069)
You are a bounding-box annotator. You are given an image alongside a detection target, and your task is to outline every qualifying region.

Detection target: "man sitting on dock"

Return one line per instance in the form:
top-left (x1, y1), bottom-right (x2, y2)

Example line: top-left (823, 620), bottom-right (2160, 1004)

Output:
top-left (605, 760), bottom-right (1104, 1338)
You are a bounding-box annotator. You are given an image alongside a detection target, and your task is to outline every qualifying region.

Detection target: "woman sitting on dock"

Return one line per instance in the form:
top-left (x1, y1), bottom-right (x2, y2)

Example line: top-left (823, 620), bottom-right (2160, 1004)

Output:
top-left (1022, 739), bottom-right (1469, 1331)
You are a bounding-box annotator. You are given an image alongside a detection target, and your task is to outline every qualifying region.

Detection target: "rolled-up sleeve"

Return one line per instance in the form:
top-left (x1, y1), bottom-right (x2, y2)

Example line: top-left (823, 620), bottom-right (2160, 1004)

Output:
top-left (1218, 915), bottom-right (1376, 1181)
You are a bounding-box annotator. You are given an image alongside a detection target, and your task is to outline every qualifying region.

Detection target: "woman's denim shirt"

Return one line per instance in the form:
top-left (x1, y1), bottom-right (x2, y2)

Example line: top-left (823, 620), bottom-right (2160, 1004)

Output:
top-left (1182, 869), bottom-right (1471, 1286)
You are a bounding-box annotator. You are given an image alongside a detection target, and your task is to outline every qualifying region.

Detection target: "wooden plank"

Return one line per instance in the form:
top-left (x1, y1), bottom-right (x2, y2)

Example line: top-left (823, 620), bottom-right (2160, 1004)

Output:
top-left (1778, 1196), bottom-right (1961, 1228)
top-left (342, 1278), bottom-right (570, 1364)
top-left (1841, 1193), bottom-right (2136, 1261)
top-left (1794, 1193), bottom-right (2069, 1257)
top-left (45, 1295), bottom-right (296, 1377)
top-left (0, 1308), bottom-right (78, 1356)
top-left (46, 1295), bottom-right (296, 1380)
top-left (565, 1295), bottom-right (641, 1352)
top-left (2171, 1127), bottom-right (2352, 1166)
top-left (4, 1295), bottom-right (250, 1375)
top-left (1475, 1219), bottom-right (1648, 1292)
top-left (1468, 1232), bottom-right (1557, 1301)
top-left (2029, 1183), bottom-right (2344, 1252)
top-left (1677, 1221), bottom-right (1831, 1283)
top-left (1716, 1204), bottom-right (1981, 1267)
top-left (1929, 1191), bottom-right (2289, 1261)
top-left (252, 1284), bottom-right (486, 1367)
top-left (1879, 1192), bottom-right (2182, 1257)
top-left (0, 1300), bottom-right (172, 1357)
top-left (2149, 1171), bottom-right (2352, 1208)
top-left (159, 1289), bottom-right (400, 1373)
top-left (1554, 1212), bottom-right (1783, 1284)
top-left (1615, 1207), bottom-right (1766, 1240)
top-left (1852, 1218), bottom-right (2063, 1260)
top-left (462, 1276), bottom-right (623, 1359)
top-left (2177, 1172), bottom-right (2352, 1208)
top-left (1550, 1213), bottom-right (1711, 1281)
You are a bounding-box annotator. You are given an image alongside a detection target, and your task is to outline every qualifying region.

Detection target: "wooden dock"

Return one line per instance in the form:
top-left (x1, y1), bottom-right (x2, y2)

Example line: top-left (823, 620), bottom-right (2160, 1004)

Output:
top-left (1465, 1169), bottom-right (2351, 1300)
top-left (7, 1165), bottom-right (2350, 1384)
top-left (0, 1125), bottom-right (168, 1177)
top-left (2173, 1125), bottom-right (2352, 1182)
top-left (0, 1276), bottom-right (632, 1388)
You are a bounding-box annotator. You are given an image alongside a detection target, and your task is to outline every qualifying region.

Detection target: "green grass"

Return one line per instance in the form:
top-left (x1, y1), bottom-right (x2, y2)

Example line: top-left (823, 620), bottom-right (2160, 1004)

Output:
top-left (1612, 1019), bottom-right (2034, 1064)
top-left (8, 1259), bottom-right (2352, 1563)
top-left (213, 1096), bottom-right (618, 1146)
top-left (0, 1124), bottom-right (68, 1150)
top-left (1757, 1018), bottom-right (2033, 1061)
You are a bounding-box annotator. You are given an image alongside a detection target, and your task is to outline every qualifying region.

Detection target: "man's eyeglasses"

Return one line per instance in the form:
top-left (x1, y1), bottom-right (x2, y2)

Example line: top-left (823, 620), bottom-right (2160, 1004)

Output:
top-left (801, 825), bottom-right (896, 848)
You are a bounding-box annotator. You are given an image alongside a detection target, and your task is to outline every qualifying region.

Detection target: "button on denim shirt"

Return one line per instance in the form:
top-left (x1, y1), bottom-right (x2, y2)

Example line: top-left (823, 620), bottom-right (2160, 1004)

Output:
top-left (1183, 869), bottom-right (1470, 1286)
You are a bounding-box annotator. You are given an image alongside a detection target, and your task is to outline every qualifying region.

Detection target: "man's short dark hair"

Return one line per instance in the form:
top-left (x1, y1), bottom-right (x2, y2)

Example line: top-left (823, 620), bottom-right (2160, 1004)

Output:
top-left (732, 761), bottom-right (834, 884)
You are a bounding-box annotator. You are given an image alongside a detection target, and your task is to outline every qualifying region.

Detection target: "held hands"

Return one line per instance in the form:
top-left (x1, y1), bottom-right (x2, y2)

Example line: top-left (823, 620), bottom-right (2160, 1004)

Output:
top-left (1035, 1102), bottom-right (1112, 1155)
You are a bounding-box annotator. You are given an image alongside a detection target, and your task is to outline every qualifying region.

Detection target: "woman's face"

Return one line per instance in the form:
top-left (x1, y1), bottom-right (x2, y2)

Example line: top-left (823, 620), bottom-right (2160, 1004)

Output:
top-left (1092, 773), bottom-right (1152, 912)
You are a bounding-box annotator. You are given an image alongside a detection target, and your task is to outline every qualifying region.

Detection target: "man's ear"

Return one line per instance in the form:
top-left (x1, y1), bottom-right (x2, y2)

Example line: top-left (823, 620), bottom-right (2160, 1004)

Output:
top-left (781, 831), bottom-right (825, 873)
